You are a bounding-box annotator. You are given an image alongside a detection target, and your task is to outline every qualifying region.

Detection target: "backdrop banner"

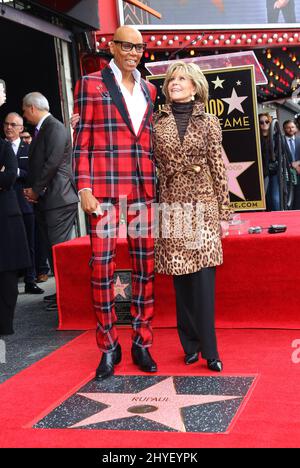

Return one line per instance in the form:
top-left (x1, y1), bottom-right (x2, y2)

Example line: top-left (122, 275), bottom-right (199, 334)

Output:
top-left (148, 65), bottom-right (265, 211)
top-left (119, 0), bottom-right (300, 29)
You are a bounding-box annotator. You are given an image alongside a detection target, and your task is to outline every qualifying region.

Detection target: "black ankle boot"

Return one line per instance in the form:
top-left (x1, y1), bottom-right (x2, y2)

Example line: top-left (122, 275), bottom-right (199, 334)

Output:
top-left (184, 353), bottom-right (199, 365)
top-left (207, 359), bottom-right (223, 372)
top-left (131, 344), bottom-right (157, 373)
top-left (95, 344), bottom-right (122, 380)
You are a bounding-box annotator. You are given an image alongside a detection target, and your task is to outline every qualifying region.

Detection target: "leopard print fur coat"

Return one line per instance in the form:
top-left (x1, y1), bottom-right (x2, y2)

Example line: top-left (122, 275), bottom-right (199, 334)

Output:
top-left (153, 102), bottom-right (231, 275)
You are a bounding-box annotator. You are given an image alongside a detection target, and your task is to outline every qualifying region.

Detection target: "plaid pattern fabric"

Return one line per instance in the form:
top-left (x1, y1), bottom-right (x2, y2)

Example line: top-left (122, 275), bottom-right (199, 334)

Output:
top-left (73, 67), bottom-right (157, 199)
top-left (90, 183), bottom-right (155, 352)
top-left (73, 66), bottom-right (157, 351)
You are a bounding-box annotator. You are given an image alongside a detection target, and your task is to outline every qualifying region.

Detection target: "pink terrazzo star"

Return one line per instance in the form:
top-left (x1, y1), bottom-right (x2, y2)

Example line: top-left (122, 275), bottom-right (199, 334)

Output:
top-left (222, 147), bottom-right (255, 200)
top-left (71, 377), bottom-right (239, 432)
top-left (114, 276), bottom-right (129, 299)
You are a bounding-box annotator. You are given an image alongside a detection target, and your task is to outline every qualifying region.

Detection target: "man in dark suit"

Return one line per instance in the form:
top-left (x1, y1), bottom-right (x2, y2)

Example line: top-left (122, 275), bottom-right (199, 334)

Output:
top-left (22, 92), bottom-right (79, 310)
top-left (0, 79), bottom-right (31, 335)
top-left (3, 112), bottom-right (43, 294)
top-left (73, 26), bottom-right (157, 379)
top-left (283, 119), bottom-right (300, 209)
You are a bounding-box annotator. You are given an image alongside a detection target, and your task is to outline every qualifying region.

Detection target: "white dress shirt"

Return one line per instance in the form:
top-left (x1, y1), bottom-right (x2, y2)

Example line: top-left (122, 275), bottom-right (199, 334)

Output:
top-left (36, 112), bottom-right (51, 131)
top-left (6, 137), bottom-right (20, 176)
top-left (10, 137), bottom-right (21, 156)
top-left (109, 59), bottom-right (147, 135)
top-left (79, 61), bottom-right (148, 195)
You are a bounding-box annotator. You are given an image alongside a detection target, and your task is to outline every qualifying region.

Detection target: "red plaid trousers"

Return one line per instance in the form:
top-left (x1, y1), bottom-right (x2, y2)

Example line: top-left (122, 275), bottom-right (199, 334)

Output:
top-left (89, 184), bottom-right (155, 352)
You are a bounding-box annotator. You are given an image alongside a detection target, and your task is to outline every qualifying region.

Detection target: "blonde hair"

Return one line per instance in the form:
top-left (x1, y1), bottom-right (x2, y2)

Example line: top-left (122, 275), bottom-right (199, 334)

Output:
top-left (162, 61), bottom-right (209, 104)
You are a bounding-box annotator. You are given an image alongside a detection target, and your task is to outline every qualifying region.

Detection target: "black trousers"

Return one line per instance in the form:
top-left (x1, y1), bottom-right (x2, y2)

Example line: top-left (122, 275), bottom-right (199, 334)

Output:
top-left (22, 213), bottom-right (36, 284)
top-left (35, 203), bottom-right (77, 272)
top-left (266, 0), bottom-right (296, 23)
top-left (35, 218), bottom-right (50, 276)
top-left (293, 184), bottom-right (300, 210)
top-left (0, 271), bottom-right (18, 335)
top-left (173, 267), bottom-right (219, 360)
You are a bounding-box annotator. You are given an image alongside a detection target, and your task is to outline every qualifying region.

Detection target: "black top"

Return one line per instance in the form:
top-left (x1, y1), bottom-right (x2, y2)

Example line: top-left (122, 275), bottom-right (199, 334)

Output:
top-left (260, 134), bottom-right (272, 177)
top-left (171, 101), bottom-right (194, 144)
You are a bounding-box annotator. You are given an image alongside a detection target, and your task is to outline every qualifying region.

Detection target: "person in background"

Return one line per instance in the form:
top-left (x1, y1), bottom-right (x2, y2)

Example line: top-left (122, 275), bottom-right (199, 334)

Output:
top-left (23, 92), bottom-right (79, 311)
top-left (258, 112), bottom-right (281, 211)
top-left (0, 79), bottom-right (31, 335)
top-left (19, 129), bottom-right (32, 145)
top-left (266, 0), bottom-right (296, 23)
top-left (153, 62), bottom-right (231, 372)
top-left (283, 119), bottom-right (300, 209)
top-left (3, 112), bottom-right (44, 294)
top-left (294, 114), bottom-right (300, 134)
top-left (19, 127), bottom-right (50, 283)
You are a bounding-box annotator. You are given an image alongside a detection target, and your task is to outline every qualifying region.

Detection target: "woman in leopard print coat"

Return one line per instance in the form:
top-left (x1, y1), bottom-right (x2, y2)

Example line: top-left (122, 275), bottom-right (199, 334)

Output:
top-left (153, 61), bottom-right (231, 372)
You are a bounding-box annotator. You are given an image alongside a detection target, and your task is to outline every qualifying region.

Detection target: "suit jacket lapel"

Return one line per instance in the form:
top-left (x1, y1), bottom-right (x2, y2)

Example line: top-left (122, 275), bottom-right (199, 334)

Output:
top-left (29, 115), bottom-right (51, 156)
top-left (137, 80), bottom-right (154, 139)
top-left (17, 142), bottom-right (26, 159)
top-left (101, 67), bottom-right (135, 136)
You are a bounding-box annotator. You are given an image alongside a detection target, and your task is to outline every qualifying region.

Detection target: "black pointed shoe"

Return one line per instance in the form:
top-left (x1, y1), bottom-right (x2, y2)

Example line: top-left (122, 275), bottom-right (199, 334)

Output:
top-left (95, 344), bottom-right (122, 380)
top-left (131, 345), bottom-right (157, 373)
top-left (24, 283), bottom-right (44, 294)
top-left (184, 353), bottom-right (199, 365)
top-left (207, 359), bottom-right (223, 372)
top-left (43, 293), bottom-right (57, 303)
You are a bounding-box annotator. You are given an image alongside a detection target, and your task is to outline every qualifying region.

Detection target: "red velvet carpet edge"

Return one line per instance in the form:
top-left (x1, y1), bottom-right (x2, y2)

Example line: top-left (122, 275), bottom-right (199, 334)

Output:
top-left (1, 328), bottom-right (300, 448)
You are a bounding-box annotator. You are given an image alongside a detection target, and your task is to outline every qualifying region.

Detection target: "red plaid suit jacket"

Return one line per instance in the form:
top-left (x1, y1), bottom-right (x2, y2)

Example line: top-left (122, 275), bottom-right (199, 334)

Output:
top-left (73, 66), bottom-right (157, 198)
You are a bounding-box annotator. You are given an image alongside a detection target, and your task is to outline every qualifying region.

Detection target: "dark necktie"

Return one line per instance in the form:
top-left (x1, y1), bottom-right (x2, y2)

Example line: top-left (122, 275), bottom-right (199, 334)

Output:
top-left (34, 127), bottom-right (39, 138)
top-left (289, 138), bottom-right (296, 161)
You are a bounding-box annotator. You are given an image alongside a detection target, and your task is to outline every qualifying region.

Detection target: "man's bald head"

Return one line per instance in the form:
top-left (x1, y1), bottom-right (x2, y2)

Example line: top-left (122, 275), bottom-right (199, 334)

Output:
top-left (113, 26), bottom-right (143, 42)
top-left (110, 26), bottom-right (145, 77)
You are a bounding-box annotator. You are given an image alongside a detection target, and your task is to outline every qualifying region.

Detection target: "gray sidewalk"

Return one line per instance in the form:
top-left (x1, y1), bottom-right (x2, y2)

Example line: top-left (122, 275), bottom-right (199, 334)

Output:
top-left (0, 276), bottom-right (82, 384)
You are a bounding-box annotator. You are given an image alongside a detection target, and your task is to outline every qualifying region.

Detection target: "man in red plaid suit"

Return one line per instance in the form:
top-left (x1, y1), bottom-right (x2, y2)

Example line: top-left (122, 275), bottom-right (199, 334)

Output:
top-left (73, 26), bottom-right (157, 380)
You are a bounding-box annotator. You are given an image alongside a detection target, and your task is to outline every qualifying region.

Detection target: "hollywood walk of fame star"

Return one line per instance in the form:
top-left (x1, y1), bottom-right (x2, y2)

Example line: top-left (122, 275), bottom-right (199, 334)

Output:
top-left (114, 275), bottom-right (129, 299)
top-left (212, 76), bottom-right (225, 89)
top-left (222, 88), bottom-right (248, 115)
top-left (222, 148), bottom-right (255, 200)
top-left (70, 377), bottom-right (239, 432)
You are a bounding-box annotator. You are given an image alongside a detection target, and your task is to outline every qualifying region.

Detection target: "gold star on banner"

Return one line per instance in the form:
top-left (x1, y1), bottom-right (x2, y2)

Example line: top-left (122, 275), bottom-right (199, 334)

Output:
top-left (212, 76), bottom-right (225, 89)
top-left (114, 276), bottom-right (129, 299)
top-left (71, 377), bottom-right (239, 432)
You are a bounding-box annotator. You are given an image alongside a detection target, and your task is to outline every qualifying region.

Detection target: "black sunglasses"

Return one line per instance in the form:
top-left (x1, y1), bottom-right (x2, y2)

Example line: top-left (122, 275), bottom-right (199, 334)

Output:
top-left (113, 40), bottom-right (147, 53)
top-left (259, 119), bottom-right (270, 124)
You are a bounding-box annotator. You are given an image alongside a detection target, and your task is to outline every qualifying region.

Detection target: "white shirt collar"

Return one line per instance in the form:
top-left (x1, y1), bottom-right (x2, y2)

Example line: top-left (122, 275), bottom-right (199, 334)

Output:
top-left (6, 137), bottom-right (21, 147)
top-left (109, 59), bottom-right (141, 86)
top-left (36, 113), bottom-right (51, 131)
top-left (12, 137), bottom-right (21, 148)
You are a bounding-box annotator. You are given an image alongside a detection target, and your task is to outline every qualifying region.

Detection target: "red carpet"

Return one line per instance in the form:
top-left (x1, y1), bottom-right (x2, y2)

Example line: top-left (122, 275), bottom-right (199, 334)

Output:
top-left (1, 328), bottom-right (300, 448)
top-left (53, 211), bottom-right (300, 330)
